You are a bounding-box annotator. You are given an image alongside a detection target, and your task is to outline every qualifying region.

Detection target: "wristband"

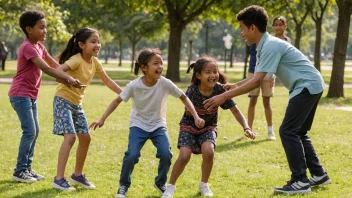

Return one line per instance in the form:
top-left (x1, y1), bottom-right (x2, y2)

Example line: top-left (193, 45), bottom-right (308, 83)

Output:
top-left (244, 127), bottom-right (251, 132)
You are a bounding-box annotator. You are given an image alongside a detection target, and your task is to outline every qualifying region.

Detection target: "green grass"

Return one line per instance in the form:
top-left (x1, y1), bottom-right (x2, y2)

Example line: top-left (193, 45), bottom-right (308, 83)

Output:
top-left (0, 83), bottom-right (352, 198)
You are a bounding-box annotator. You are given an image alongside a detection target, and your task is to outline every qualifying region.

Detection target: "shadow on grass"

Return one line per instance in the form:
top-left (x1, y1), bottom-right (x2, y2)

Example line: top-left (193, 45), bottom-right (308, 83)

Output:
top-left (319, 96), bottom-right (352, 106)
top-left (216, 137), bottom-right (270, 152)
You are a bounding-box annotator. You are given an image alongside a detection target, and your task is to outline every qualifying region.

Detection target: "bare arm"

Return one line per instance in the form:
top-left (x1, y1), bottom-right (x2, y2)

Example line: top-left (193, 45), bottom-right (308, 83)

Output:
top-left (89, 96), bottom-right (123, 130)
top-left (229, 106), bottom-right (255, 140)
top-left (179, 94), bottom-right (205, 128)
top-left (31, 57), bottom-right (80, 86)
top-left (44, 54), bottom-right (60, 69)
top-left (204, 72), bottom-right (267, 110)
top-left (97, 71), bottom-right (123, 94)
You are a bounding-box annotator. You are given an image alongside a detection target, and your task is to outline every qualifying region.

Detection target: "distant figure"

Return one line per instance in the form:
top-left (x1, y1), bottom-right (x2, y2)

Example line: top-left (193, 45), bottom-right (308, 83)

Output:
top-left (0, 41), bottom-right (8, 70)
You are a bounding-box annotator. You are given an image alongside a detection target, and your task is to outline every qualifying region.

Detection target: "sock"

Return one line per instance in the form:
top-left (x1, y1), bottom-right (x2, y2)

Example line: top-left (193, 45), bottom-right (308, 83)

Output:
top-left (200, 181), bottom-right (207, 186)
top-left (268, 126), bottom-right (273, 133)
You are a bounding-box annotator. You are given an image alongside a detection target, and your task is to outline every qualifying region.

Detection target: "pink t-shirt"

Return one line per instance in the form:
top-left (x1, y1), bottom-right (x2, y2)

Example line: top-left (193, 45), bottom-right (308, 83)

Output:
top-left (8, 38), bottom-right (48, 100)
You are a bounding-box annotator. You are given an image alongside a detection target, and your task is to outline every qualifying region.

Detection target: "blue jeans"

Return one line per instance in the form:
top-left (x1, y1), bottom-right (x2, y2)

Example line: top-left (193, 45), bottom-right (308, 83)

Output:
top-left (119, 127), bottom-right (172, 187)
top-left (10, 96), bottom-right (39, 172)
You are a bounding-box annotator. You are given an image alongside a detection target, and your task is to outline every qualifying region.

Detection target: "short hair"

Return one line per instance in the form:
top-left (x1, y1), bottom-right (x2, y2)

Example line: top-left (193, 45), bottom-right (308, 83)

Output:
top-left (19, 10), bottom-right (45, 37)
top-left (236, 5), bottom-right (268, 33)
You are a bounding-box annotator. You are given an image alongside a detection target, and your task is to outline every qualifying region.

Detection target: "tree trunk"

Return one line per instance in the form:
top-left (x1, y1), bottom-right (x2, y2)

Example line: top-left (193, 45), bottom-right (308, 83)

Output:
top-left (205, 24), bottom-right (209, 55)
top-left (166, 20), bottom-right (183, 82)
top-left (119, 39), bottom-right (123, 67)
top-left (105, 47), bottom-right (110, 64)
top-left (294, 23), bottom-right (302, 50)
top-left (327, 0), bottom-right (352, 98)
top-left (314, 19), bottom-right (322, 72)
top-left (230, 45), bottom-right (234, 68)
top-left (188, 40), bottom-right (193, 66)
top-left (131, 42), bottom-right (136, 73)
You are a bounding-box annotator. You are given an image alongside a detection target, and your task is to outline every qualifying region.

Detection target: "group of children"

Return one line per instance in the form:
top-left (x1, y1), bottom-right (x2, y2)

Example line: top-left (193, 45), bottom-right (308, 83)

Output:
top-left (9, 5), bottom-right (331, 198)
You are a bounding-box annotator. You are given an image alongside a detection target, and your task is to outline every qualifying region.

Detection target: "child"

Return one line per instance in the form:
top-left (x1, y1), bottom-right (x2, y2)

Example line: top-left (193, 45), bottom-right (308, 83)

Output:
top-left (8, 10), bottom-right (81, 183)
top-left (204, 5), bottom-right (331, 194)
top-left (52, 27), bottom-right (122, 191)
top-left (245, 16), bottom-right (291, 140)
top-left (89, 48), bottom-right (205, 198)
top-left (272, 16), bottom-right (291, 44)
top-left (162, 57), bottom-right (256, 198)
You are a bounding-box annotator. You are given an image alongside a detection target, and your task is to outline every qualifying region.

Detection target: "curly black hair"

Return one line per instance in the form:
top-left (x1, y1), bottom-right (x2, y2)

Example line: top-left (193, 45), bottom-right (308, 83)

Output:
top-left (19, 10), bottom-right (45, 37)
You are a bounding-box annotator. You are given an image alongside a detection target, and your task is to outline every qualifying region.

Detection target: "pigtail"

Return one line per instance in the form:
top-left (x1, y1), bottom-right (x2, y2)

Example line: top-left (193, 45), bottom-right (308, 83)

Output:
top-left (58, 35), bottom-right (80, 64)
top-left (218, 72), bottom-right (228, 84)
top-left (134, 62), bottom-right (140, 75)
top-left (187, 63), bottom-right (195, 73)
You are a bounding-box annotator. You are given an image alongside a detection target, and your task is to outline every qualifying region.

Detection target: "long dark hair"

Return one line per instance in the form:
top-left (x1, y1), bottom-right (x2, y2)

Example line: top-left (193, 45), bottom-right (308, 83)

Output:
top-left (186, 56), bottom-right (227, 85)
top-left (58, 27), bottom-right (99, 64)
top-left (134, 48), bottom-right (162, 75)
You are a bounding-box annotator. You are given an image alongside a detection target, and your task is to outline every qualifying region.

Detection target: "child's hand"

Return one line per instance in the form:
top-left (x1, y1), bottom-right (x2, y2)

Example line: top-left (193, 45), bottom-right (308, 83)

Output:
top-left (68, 77), bottom-right (82, 87)
top-left (222, 83), bottom-right (237, 91)
top-left (194, 117), bottom-right (205, 128)
top-left (244, 128), bottom-right (256, 140)
top-left (89, 120), bottom-right (105, 130)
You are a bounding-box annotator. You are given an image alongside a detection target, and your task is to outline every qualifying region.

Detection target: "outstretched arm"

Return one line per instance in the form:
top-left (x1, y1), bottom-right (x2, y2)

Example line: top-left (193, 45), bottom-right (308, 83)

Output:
top-left (229, 106), bottom-right (256, 140)
top-left (204, 72), bottom-right (267, 110)
top-left (97, 71), bottom-right (122, 94)
top-left (89, 96), bottom-right (123, 130)
top-left (179, 94), bottom-right (205, 128)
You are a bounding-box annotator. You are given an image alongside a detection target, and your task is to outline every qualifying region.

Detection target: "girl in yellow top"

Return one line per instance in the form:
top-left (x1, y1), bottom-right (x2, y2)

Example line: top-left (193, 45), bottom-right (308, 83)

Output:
top-left (52, 27), bottom-right (122, 191)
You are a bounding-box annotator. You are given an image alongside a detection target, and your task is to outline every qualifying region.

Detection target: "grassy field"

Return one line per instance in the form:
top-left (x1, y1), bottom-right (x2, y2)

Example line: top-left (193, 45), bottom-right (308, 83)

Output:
top-left (0, 81), bottom-right (352, 197)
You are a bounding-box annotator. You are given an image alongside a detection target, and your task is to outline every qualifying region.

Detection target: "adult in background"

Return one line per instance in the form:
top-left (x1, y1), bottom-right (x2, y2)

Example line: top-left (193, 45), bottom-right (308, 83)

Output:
top-left (0, 41), bottom-right (8, 70)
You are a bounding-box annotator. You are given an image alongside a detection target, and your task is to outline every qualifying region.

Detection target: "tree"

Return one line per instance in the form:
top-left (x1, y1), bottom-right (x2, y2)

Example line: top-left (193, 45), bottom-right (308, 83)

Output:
top-left (327, 0), bottom-right (352, 98)
top-left (284, 0), bottom-right (313, 49)
top-left (308, 0), bottom-right (331, 71)
top-left (163, 0), bottom-right (218, 82)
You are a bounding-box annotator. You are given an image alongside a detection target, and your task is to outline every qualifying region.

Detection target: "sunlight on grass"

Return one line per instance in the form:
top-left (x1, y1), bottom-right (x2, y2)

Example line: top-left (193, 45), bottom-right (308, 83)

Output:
top-left (0, 84), bottom-right (352, 197)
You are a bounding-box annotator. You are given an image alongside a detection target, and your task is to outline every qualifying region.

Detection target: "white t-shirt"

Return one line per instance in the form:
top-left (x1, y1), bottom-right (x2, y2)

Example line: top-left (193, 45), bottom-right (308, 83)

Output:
top-left (120, 76), bottom-right (183, 132)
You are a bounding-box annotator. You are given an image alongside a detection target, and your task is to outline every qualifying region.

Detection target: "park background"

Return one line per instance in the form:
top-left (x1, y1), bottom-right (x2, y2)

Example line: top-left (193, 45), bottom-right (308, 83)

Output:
top-left (0, 0), bottom-right (352, 197)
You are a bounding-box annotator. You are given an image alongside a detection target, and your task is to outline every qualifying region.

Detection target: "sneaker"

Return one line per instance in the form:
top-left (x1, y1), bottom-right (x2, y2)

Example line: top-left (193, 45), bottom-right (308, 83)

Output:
top-left (28, 169), bottom-right (45, 181)
top-left (70, 173), bottom-right (96, 189)
top-left (268, 131), bottom-right (276, 140)
top-left (115, 185), bottom-right (129, 198)
top-left (154, 183), bottom-right (166, 194)
top-left (12, 170), bottom-right (37, 183)
top-left (52, 177), bottom-right (76, 191)
top-left (309, 173), bottom-right (332, 186)
top-left (274, 180), bottom-right (311, 194)
top-left (199, 182), bottom-right (213, 196)
top-left (162, 184), bottom-right (176, 198)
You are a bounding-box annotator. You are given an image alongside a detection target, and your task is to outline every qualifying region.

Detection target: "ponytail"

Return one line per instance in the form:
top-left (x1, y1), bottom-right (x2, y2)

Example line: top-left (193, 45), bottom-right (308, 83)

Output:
top-left (187, 63), bottom-right (195, 74)
top-left (218, 72), bottom-right (228, 84)
top-left (134, 62), bottom-right (140, 75)
top-left (58, 34), bottom-right (81, 64)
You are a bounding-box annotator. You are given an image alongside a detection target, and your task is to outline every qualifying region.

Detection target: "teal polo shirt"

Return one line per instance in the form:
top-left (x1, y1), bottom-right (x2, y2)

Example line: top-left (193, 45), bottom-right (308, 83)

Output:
top-left (255, 32), bottom-right (325, 99)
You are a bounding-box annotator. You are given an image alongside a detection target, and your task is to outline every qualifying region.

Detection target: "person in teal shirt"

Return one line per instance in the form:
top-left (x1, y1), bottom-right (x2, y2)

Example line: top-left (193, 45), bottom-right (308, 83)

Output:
top-left (203, 5), bottom-right (331, 194)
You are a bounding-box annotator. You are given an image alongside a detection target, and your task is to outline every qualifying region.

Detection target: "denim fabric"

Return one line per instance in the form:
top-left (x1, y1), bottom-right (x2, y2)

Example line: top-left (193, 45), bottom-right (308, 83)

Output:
top-left (53, 96), bottom-right (89, 135)
top-left (119, 127), bottom-right (172, 187)
top-left (10, 96), bottom-right (39, 172)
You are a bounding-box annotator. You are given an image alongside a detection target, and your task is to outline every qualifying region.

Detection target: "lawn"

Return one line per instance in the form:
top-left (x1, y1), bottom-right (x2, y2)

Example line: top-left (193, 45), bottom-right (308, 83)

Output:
top-left (0, 83), bottom-right (351, 198)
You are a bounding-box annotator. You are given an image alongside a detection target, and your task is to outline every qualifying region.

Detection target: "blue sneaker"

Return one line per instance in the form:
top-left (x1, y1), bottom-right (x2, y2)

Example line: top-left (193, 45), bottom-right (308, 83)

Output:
top-left (274, 180), bottom-right (311, 194)
top-left (70, 173), bottom-right (96, 189)
top-left (52, 177), bottom-right (76, 191)
top-left (12, 170), bottom-right (37, 183)
top-left (309, 173), bottom-right (332, 186)
top-left (116, 185), bottom-right (129, 198)
top-left (28, 169), bottom-right (45, 181)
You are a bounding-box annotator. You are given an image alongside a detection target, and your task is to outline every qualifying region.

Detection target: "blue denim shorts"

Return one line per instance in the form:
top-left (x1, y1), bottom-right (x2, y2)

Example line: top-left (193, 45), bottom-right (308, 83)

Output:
top-left (53, 96), bottom-right (89, 136)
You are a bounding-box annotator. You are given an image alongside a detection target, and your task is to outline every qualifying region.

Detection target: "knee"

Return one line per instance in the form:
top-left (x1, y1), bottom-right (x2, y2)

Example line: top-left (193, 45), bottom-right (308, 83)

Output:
top-left (124, 150), bottom-right (141, 163)
top-left (65, 135), bottom-right (76, 146)
top-left (202, 149), bottom-right (214, 161)
top-left (177, 153), bottom-right (191, 164)
top-left (79, 134), bottom-right (91, 145)
top-left (159, 149), bottom-right (173, 161)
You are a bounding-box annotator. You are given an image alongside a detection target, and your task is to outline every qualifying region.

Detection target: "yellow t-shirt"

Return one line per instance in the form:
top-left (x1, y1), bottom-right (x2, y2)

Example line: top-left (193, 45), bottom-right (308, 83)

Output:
top-left (55, 53), bottom-right (103, 105)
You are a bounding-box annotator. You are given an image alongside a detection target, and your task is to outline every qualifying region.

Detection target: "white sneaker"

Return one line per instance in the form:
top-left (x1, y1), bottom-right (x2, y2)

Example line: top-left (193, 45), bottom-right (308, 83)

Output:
top-left (199, 182), bottom-right (213, 196)
top-left (268, 131), bottom-right (276, 140)
top-left (162, 184), bottom-right (176, 198)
